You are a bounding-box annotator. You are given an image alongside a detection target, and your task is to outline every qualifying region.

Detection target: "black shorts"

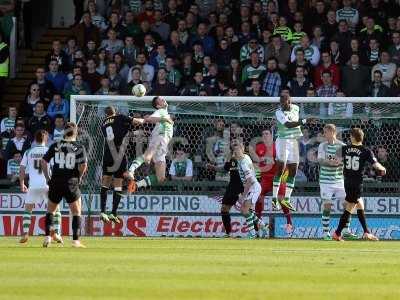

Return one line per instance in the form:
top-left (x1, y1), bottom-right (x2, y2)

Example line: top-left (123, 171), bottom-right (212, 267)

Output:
top-left (49, 178), bottom-right (81, 204)
top-left (222, 185), bottom-right (244, 206)
top-left (345, 183), bottom-right (362, 203)
top-left (102, 155), bottom-right (127, 178)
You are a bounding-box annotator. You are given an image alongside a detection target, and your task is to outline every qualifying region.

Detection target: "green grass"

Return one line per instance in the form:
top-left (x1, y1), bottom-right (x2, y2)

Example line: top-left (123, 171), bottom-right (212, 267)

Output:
top-left (1, 237), bottom-right (400, 300)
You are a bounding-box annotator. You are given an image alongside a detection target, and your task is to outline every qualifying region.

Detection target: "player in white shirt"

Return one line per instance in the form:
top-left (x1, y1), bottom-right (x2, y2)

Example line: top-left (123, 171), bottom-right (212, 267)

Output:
top-left (19, 130), bottom-right (63, 244)
top-left (232, 141), bottom-right (268, 239)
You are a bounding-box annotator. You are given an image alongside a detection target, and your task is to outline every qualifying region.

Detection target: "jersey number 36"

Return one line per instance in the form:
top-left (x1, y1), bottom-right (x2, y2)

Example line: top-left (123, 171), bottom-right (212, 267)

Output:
top-left (345, 155), bottom-right (359, 171)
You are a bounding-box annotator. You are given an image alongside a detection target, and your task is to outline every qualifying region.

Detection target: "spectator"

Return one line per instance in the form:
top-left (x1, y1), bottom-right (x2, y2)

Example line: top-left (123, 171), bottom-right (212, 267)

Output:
top-left (5, 125), bottom-right (30, 160)
top-left (165, 56), bottom-right (182, 89)
top-left (181, 53), bottom-right (194, 84)
top-left (169, 146), bottom-right (193, 181)
top-left (332, 20), bottom-right (352, 58)
top-left (262, 57), bottom-right (284, 97)
top-left (177, 19), bottom-right (190, 45)
top-left (149, 43), bottom-right (167, 70)
top-left (137, 1), bottom-right (156, 25)
top-left (131, 52), bottom-right (154, 84)
top-left (29, 67), bottom-right (56, 105)
top-left (83, 40), bottom-right (98, 60)
top-left (51, 115), bottom-right (65, 143)
top-left (107, 62), bottom-right (126, 93)
top-left (341, 54), bottom-right (370, 97)
top-left (72, 12), bottom-right (101, 48)
top-left (151, 9), bottom-right (170, 41)
top-left (288, 48), bottom-right (313, 79)
top-left (336, 0), bottom-right (359, 32)
top-left (47, 94), bottom-right (69, 121)
top-left (265, 34), bottom-right (291, 71)
top-left (122, 10), bottom-right (140, 38)
top-left (63, 74), bottom-right (91, 100)
top-left (87, 0), bottom-right (107, 32)
top-left (328, 91), bottom-right (353, 118)
top-left (45, 59), bottom-right (68, 94)
top-left (166, 30), bottom-right (185, 59)
top-left (371, 51), bottom-right (397, 87)
top-left (290, 35), bottom-right (320, 66)
top-left (189, 23), bottom-right (215, 56)
top-left (28, 102), bottom-right (52, 135)
top-left (240, 37), bottom-right (264, 64)
top-left (0, 106), bottom-right (17, 150)
top-left (45, 40), bottom-right (69, 72)
top-left (238, 21), bottom-right (255, 46)
top-left (343, 38), bottom-right (368, 65)
top-left (96, 48), bottom-right (108, 75)
top-left (311, 25), bottom-right (327, 50)
top-left (273, 16), bottom-right (292, 43)
top-left (215, 39), bottom-right (232, 71)
top-left (125, 67), bottom-right (143, 95)
top-left (105, 12), bottom-right (125, 39)
top-left (113, 52), bottom-right (130, 81)
top-left (287, 66), bottom-right (313, 97)
top-left (368, 70), bottom-right (391, 97)
top-left (122, 35), bottom-right (139, 67)
top-left (95, 76), bottom-right (111, 95)
top-left (323, 10), bottom-right (338, 42)
top-left (152, 68), bottom-right (176, 95)
top-left (314, 51), bottom-right (340, 88)
top-left (390, 67), bottom-right (400, 96)
top-left (359, 17), bottom-right (384, 48)
top-left (316, 70), bottom-right (338, 97)
top-left (245, 79), bottom-right (267, 96)
top-left (100, 29), bottom-right (124, 58)
top-left (329, 39), bottom-right (343, 65)
top-left (365, 38), bottom-right (381, 67)
top-left (23, 83), bottom-right (43, 118)
top-left (64, 37), bottom-right (79, 68)
top-left (181, 71), bottom-right (209, 96)
top-left (291, 21), bottom-right (307, 46)
top-left (7, 151), bottom-right (21, 184)
top-left (83, 58), bottom-right (102, 92)
top-left (388, 31), bottom-right (400, 66)
top-left (241, 51), bottom-right (266, 87)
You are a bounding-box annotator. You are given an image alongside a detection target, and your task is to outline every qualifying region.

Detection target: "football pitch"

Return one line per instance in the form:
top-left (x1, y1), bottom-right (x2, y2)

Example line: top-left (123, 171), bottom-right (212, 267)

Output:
top-left (1, 237), bottom-right (399, 300)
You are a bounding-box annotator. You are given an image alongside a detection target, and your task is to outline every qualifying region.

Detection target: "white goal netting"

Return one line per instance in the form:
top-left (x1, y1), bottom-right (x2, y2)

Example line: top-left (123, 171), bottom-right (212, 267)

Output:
top-left (71, 96), bottom-right (400, 197)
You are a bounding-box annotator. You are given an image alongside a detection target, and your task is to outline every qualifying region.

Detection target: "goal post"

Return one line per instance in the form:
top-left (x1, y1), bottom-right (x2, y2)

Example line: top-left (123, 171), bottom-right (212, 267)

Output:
top-left (70, 95), bottom-right (400, 195)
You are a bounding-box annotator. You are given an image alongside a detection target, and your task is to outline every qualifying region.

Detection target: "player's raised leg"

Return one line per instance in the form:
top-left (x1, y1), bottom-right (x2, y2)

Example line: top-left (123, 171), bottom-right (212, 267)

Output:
top-left (100, 176), bottom-right (111, 223)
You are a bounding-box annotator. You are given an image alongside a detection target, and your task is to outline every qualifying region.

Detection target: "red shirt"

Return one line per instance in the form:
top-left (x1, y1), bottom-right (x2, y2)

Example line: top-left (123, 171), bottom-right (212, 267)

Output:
top-left (255, 142), bottom-right (276, 177)
top-left (313, 63), bottom-right (341, 88)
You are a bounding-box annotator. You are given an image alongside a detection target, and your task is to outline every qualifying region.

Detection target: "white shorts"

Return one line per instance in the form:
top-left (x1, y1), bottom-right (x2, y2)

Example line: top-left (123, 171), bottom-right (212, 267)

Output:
top-left (320, 182), bottom-right (345, 203)
top-left (243, 182), bottom-right (262, 205)
top-left (276, 138), bottom-right (299, 164)
top-left (148, 135), bottom-right (170, 163)
top-left (25, 187), bottom-right (49, 205)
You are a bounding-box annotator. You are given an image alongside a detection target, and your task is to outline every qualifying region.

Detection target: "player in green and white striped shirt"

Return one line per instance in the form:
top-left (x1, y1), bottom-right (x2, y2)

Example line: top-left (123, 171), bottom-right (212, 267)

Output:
top-left (126, 96), bottom-right (174, 191)
top-left (273, 94), bottom-right (314, 211)
top-left (318, 124), bottom-right (356, 240)
top-left (232, 141), bottom-right (268, 239)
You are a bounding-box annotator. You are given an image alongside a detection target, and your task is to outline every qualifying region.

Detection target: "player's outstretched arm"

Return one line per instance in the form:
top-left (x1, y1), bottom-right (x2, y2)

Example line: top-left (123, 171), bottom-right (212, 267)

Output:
top-left (144, 115), bottom-right (174, 124)
top-left (372, 162), bottom-right (386, 175)
top-left (132, 118), bottom-right (145, 125)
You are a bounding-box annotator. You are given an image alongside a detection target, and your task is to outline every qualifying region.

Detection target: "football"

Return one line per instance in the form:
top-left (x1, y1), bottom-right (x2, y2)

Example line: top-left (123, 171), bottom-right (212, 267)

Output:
top-left (132, 84), bottom-right (146, 97)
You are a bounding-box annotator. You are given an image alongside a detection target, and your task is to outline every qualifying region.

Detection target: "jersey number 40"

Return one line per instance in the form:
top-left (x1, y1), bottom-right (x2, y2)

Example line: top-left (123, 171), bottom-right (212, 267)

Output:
top-left (55, 152), bottom-right (76, 169)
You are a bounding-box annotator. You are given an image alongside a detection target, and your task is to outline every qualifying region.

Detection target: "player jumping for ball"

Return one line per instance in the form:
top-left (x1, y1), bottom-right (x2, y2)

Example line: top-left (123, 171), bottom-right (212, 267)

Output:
top-left (333, 128), bottom-right (386, 241)
top-left (318, 124), bottom-right (357, 240)
top-left (100, 106), bottom-right (137, 223)
top-left (232, 141), bottom-right (268, 239)
top-left (19, 130), bottom-right (63, 244)
top-left (126, 96), bottom-right (173, 192)
top-left (273, 94), bottom-right (314, 211)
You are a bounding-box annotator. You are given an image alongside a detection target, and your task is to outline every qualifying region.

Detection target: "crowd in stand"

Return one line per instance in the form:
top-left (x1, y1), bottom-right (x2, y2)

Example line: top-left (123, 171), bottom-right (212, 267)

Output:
top-left (1, 0), bottom-right (400, 183)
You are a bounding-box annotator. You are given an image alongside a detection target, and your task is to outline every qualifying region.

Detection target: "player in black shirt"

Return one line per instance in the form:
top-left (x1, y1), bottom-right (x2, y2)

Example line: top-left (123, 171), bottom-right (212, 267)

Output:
top-left (219, 156), bottom-right (244, 237)
top-left (333, 128), bottom-right (386, 242)
top-left (41, 122), bottom-right (88, 248)
top-left (100, 106), bottom-right (136, 224)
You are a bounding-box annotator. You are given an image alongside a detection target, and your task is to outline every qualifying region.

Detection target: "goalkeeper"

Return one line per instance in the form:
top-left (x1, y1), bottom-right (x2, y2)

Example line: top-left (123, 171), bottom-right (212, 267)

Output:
top-left (126, 96), bottom-right (174, 192)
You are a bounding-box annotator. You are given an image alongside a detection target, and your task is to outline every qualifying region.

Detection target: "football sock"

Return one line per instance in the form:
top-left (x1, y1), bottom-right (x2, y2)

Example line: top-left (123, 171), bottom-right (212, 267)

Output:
top-left (285, 177), bottom-right (295, 199)
top-left (100, 186), bottom-right (109, 213)
top-left (251, 211), bottom-right (266, 228)
top-left (129, 155), bottom-right (145, 173)
top-left (255, 197), bottom-right (264, 220)
top-left (137, 175), bottom-right (158, 188)
top-left (343, 215), bottom-right (351, 234)
top-left (45, 212), bottom-right (54, 236)
top-left (112, 187), bottom-right (123, 215)
top-left (54, 210), bottom-right (61, 235)
top-left (357, 209), bottom-right (370, 234)
top-left (245, 212), bottom-right (256, 236)
top-left (282, 206), bottom-right (292, 225)
top-left (335, 210), bottom-right (351, 236)
top-left (72, 215), bottom-right (81, 241)
top-left (272, 176), bottom-right (281, 198)
top-left (22, 210), bottom-right (31, 235)
top-left (322, 208), bottom-right (330, 235)
top-left (221, 211), bottom-right (231, 234)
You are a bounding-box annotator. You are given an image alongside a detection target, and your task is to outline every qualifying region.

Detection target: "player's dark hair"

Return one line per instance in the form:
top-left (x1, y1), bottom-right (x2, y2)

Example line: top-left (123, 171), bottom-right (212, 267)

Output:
top-left (35, 130), bottom-right (48, 144)
top-left (54, 114), bottom-right (64, 120)
top-left (64, 122), bottom-right (78, 138)
top-left (152, 96), bottom-right (160, 109)
top-left (105, 106), bottom-right (116, 116)
top-left (351, 128), bottom-right (364, 143)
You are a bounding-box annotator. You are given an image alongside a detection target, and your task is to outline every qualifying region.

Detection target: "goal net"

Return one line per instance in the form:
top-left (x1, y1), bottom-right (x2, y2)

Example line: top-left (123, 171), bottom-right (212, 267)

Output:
top-left (71, 95), bottom-right (400, 199)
